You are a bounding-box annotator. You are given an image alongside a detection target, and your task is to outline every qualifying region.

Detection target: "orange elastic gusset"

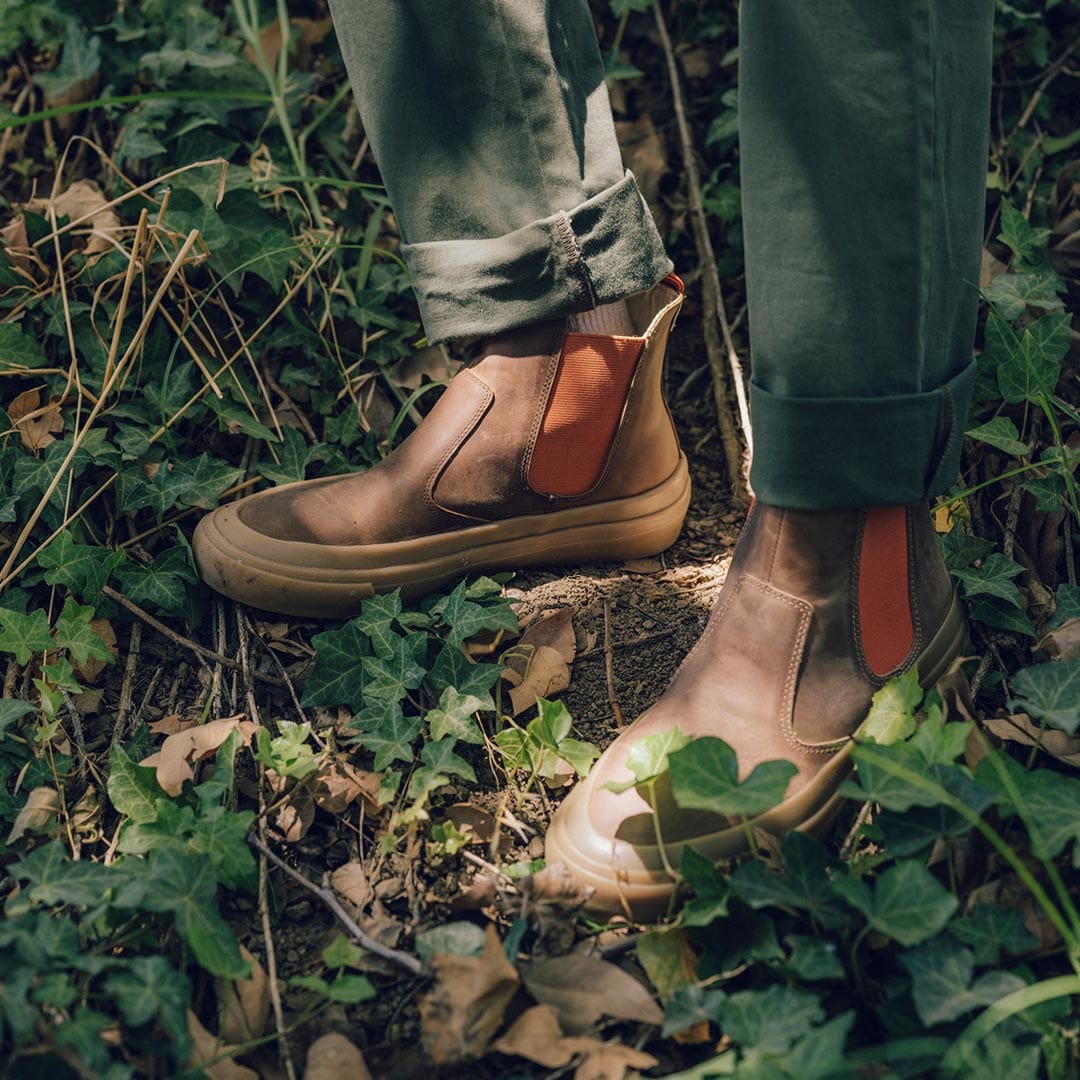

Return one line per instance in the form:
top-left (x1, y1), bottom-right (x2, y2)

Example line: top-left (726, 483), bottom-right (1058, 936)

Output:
top-left (858, 505), bottom-right (915, 676)
top-left (527, 333), bottom-right (646, 497)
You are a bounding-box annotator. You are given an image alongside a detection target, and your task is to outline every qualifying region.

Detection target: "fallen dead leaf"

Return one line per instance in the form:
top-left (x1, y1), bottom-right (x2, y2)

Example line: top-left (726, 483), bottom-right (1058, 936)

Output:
top-left (8, 387), bottom-right (63, 451)
top-left (515, 863), bottom-right (593, 953)
top-left (503, 644), bottom-right (571, 716)
top-left (517, 607), bottom-right (576, 664)
top-left (1040, 617), bottom-right (1080, 660)
top-left (571, 1041), bottom-right (659, 1080)
top-left (185, 1011), bottom-right (258, 1080)
top-left (303, 1032), bottom-right (373, 1080)
top-left (310, 758), bottom-right (381, 815)
top-left (983, 712), bottom-right (1080, 769)
top-left (443, 802), bottom-right (497, 845)
top-left (141, 715), bottom-right (257, 796)
top-left (70, 783), bottom-right (102, 841)
top-left (6, 786), bottom-right (60, 843)
top-left (492, 1004), bottom-right (575, 1068)
top-left (0, 214), bottom-right (32, 277)
top-left (26, 180), bottom-right (121, 258)
top-left (218, 946), bottom-right (270, 1045)
top-left (418, 922), bottom-right (519, 1064)
top-left (387, 345), bottom-right (454, 390)
top-left (72, 618), bottom-right (117, 684)
top-left (147, 715), bottom-right (195, 736)
top-left (621, 558), bottom-right (663, 574)
top-left (270, 779), bottom-right (314, 842)
top-left (519, 953), bottom-right (662, 1035)
top-left (329, 862), bottom-right (374, 912)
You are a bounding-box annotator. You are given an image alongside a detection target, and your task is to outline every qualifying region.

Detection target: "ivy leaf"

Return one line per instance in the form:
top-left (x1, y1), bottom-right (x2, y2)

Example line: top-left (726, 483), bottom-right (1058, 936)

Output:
top-left (33, 22), bottom-right (101, 98)
top-left (669, 737), bottom-right (797, 817)
top-left (255, 720), bottom-right (320, 780)
top-left (900, 939), bottom-right (1026, 1026)
top-left (354, 592), bottom-right (403, 659)
top-left (416, 736), bottom-right (475, 784)
top-left (209, 189), bottom-right (298, 292)
top-left (661, 983), bottom-right (726, 1038)
top-left (603, 726), bottom-right (692, 794)
top-left (0, 322), bottom-right (48, 371)
top-left (11, 841), bottom-right (126, 906)
top-left (113, 846), bottom-right (248, 979)
top-left (37, 531), bottom-right (124, 601)
top-left (302, 622), bottom-right (368, 708)
top-left (831, 861), bottom-right (957, 946)
top-left (360, 632), bottom-right (427, 702)
top-left (172, 453), bottom-right (243, 510)
top-left (784, 936), bottom-right (845, 981)
top-left (425, 685), bottom-right (491, 744)
top-left (780, 1012), bottom-right (855, 1080)
top-left (188, 805), bottom-right (257, 893)
top-left (996, 312), bottom-right (1070, 403)
top-left (965, 416), bottom-right (1030, 457)
top-left (730, 831), bottom-right (849, 930)
top-left (1008, 660), bottom-right (1080, 734)
top-left (679, 846), bottom-right (730, 927)
top-left (717, 984), bottom-right (824, 1055)
top-left (114, 540), bottom-right (199, 616)
top-left (0, 698), bottom-right (36, 736)
top-left (255, 426), bottom-right (319, 486)
top-left (948, 904), bottom-right (1037, 965)
top-left (530, 697), bottom-right (573, 751)
top-left (940, 528), bottom-right (995, 572)
top-left (0, 607), bottom-right (54, 665)
top-left (975, 752), bottom-right (1080, 860)
top-left (997, 201), bottom-right (1052, 265)
top-left (910, 717), bottom-right (973, 767)
top-left (964, 596), bottom-right (1035, 636)
top-left (861, 667), bottom-right (923, 744)
top-left (430, 578), bottom-right (518, 646)
top-left (53, 599), bottom-right (114, 666)
top-left (1051, 583), bottom-right (1080, 628)
top-left (1022, 472), bottom-right (1066, 511)
top-left (103, 955), bottom-right (190, 1056)
top-left (952, 552), bottom-right (1025, 607)
top-left (107, 745), bottom-right (165, 825)
top-left (428, 641), bottom-right (503, 698)
top-left (984, 268), bottom-right (1064, 321)
top-left (352, 698), bottom-right (420, 770)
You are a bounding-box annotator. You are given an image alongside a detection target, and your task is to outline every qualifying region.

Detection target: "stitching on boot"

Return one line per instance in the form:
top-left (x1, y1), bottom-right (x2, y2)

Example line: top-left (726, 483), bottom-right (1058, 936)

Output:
top-left (426, 372), bottom-right (495, 521)
top-left (520, 340), bottom-right (567, 498)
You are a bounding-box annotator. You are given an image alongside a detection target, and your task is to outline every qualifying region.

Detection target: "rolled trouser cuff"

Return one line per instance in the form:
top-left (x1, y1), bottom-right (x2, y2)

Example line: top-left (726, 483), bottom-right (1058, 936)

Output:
top-left (748, 359), bottom-right (975, 509)
top-left (402, 170), bottom-right (672, 342)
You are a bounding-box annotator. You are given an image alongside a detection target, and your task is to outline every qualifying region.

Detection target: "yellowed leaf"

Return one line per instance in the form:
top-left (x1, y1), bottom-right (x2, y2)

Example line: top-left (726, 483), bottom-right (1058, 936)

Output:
top-left (520, 954), bottom-right (662, 1035)
top-left (303, 1032), bottom-right (373, 1080)
top-left (6, 786), bottom-right (60, 843)
top-left (218, 946), bottom-right (270, 1045)
top-left (185, 1011), bottom-right (258, 1080)
top-left (418, 922), bottom-right (519, 1064)
top-left (140, 715), bottom-right (257, 796)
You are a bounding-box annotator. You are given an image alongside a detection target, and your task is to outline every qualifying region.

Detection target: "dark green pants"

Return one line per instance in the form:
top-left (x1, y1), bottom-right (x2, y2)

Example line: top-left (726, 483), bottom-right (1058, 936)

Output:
top-left (327, 0), bottom-right (994, 509)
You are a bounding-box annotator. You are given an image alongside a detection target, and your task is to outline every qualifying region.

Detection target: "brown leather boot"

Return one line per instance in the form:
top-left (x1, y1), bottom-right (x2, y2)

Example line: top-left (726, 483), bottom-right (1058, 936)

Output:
top-left (193, 277), bottom-right (689, 617)
top-left (544, 502), bottom-right (966, 920)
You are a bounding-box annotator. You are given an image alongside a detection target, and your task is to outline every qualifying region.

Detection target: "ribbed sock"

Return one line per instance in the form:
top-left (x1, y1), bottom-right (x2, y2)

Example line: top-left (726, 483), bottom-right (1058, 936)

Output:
top-left (569, 299), bottom-right (634, 336)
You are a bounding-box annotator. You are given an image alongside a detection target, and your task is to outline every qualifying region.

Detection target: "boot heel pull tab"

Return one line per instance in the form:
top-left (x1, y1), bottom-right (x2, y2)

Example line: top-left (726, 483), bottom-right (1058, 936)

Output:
top-left (662, 272), bottom-right (685, 294)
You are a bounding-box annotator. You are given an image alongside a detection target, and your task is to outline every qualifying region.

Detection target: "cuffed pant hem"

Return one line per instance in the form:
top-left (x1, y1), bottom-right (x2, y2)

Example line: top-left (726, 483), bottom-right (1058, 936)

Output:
top-left (402, 170), bottom-right (672, 342)
top-left (747, 359), bottom-right (976, 509)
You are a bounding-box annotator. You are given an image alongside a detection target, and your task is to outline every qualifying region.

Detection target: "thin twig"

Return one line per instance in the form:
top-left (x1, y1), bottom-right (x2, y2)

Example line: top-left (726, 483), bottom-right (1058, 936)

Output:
top-left (653, 0), bottom-right (750, 502)
top-left (113, 620), bottom-right (141, 745)
top-left (250, 833), bottom-right (425, 976)
top-left (602, 600), bottom-right (624, 730)
top-left (101, 585), bottom-right (285, 685)
top-left (258, 774), bottom-right (298, 1080)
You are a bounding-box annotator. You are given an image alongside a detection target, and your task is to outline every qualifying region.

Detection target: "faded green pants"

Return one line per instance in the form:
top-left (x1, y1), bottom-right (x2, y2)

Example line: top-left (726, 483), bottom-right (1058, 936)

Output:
top-left (326, 0), bottom-right (994, 509)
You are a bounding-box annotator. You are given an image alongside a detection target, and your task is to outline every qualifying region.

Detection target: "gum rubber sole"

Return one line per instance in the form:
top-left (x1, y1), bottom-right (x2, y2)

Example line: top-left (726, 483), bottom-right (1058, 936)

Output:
top-left (193, 455), bottom-right (692, 618)
top-left (544, 589), bottom-right (968, 922)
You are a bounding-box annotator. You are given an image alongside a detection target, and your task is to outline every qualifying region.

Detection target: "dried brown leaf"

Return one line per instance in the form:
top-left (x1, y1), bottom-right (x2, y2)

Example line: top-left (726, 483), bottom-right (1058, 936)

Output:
top-left (6, 786), bottom-right (60, 843)
top-left (218, 946), bottom-right (270, 1045)
top-left (519, 954), bottom-right (662, 1035)
top-left (505, 644), bottom-right (570, 716)
top-left (443, 802), bottom-right (496, 845)
top-left (517, 608), bottom-right (576, 664)
top-left (492, 1005), bottom-right (574, 1068)
top-left (8, 388), bottom-right (63, 451)
top-left (329, 862), bottom-right (374, 911)
top-left (272, 781), bottom-right (314, 842)
top-left (185, 1011), bottom-right (258, 1080)
top-left (386, 345), bottom-right (453, 390)
top-left (569, 1040), bottom-right (659, 1080)
top-left (148, 715), bottom-right (195, 736)
top-left (140, 716), bottom-right (257, 796)
top-left (983, 712), bottom-right (1080, 769)
top-left (303, 1033), bottom-right (373, 1080)
top-left (1040, 617), bottom-right (1080, 661)
top-left (418, 922), bottom-right (519, 1064)
top-left (310, 759), bottom-right (381, 814)
top-left (73, 618), bottom-right (117, 684)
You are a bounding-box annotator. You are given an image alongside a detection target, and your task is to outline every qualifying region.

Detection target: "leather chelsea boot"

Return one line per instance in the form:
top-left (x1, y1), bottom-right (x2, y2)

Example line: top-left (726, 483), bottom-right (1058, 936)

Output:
top-left (193, 277), bottom-right (689, 617)
top-left (545, 502), bottom-right (966, 920)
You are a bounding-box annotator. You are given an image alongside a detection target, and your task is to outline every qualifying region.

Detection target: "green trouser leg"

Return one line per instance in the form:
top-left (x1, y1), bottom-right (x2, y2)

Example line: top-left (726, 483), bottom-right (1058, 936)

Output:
top-left (740, 0), bottom-right (995, 508)
top-left (325, 0), bottom-right (672, 343)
